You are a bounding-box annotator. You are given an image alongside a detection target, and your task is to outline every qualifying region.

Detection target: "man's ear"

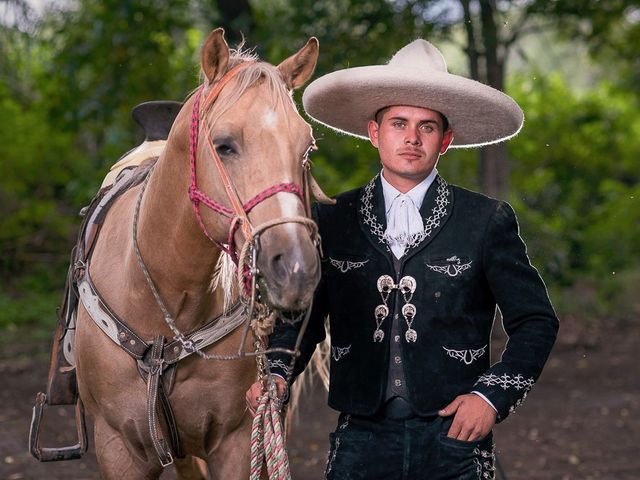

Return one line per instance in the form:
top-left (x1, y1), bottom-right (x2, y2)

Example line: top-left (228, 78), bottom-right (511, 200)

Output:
top-left (368, 119), bottom-right (380, 148)
top-left (440, 129), bottom-right (454, 154)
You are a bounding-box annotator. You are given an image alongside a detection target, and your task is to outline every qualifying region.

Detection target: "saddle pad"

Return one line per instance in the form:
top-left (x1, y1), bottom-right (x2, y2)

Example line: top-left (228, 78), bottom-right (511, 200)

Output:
top-left (101, 140), bottom-right (166, 188)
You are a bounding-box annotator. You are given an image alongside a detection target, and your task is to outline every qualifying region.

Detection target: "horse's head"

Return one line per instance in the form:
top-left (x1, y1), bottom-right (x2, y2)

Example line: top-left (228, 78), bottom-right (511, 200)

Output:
top-left (186, 28), bottom-right (322, 312)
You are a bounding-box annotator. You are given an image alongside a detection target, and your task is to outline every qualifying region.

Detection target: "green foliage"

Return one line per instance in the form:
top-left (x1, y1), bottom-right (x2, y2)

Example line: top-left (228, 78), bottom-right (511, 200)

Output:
top-left (527, 0), bottom-right (640, 90)
top-left (507, 73), bottom-right (640, 316)
top-left (0, 78), bottom-right (89, 281)
top-left (1, 0), bottom-right (638, 329)
top-left (37, 0), bottom-right (201, 172)
top-left (252, 0), bottom-right (423, 74)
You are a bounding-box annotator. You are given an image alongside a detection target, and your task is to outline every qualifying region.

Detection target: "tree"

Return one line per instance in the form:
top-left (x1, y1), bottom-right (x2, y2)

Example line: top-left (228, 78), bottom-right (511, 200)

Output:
top-left (396, 0), bottom-right (639, 197)
top-left (527, 0), bottom-right (640, 92)
top-left (37, 0), bottom-right (198, 171)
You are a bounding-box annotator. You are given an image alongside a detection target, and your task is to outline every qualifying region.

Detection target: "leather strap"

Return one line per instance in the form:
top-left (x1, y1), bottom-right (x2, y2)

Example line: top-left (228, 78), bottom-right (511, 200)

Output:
top-left (77, 269), bottom-right (247, 466)
top-left (146, 335), bottom-right (174, 466)
top-left (78, 270), bottom-right (246, 363)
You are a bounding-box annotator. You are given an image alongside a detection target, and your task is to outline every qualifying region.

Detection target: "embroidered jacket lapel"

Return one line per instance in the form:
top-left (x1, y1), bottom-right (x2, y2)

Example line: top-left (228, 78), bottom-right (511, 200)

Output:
top-left (357, 174), bottom-right (391, 257)
top-left (403, 175), bottom-right (453, 260)
top-left (358, 173), bottom-right (454, 260)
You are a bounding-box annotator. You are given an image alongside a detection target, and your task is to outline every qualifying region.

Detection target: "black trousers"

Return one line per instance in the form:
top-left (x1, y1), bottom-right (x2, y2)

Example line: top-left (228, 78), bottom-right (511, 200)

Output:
top-left (324, 413), bottom-right (495, 480)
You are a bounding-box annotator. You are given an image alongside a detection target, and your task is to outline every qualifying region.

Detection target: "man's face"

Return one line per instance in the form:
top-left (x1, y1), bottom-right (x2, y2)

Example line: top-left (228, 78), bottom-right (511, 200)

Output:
top-left (368, 105), bottom-right (453, 192)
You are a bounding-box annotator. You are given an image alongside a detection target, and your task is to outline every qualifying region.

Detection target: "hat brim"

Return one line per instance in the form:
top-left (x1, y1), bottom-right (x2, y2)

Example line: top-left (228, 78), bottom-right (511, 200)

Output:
top-left (302, 65), bottom-right (524, 148)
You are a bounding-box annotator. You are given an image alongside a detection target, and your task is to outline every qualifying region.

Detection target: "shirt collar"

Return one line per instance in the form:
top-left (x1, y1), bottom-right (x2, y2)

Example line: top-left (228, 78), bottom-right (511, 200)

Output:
top-left (380, 168), bottom-right (438, 215)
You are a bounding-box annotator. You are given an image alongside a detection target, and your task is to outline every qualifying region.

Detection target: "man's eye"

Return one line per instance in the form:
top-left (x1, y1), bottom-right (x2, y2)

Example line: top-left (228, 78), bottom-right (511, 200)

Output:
top-left (216, 144), bottom-right (236, 156)
top-left (421, 125), bottom-right (434, 133)
top-left (392, 122), bottom-right (405, 128)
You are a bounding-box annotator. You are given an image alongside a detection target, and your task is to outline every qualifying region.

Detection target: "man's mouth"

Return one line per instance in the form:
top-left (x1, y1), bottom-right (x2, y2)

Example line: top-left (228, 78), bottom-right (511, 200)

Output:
top-left (398, 149), bottom-right (422, 159)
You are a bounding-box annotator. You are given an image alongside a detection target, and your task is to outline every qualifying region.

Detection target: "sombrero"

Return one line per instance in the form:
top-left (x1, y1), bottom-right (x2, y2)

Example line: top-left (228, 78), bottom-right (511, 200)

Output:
top-left (302, 39), bottom-right (524, 148)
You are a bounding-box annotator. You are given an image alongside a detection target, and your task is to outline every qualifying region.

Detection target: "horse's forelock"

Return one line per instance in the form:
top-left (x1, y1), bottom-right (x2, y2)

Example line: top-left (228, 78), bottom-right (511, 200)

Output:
top-left (203, 57), bottom-right (294, 124)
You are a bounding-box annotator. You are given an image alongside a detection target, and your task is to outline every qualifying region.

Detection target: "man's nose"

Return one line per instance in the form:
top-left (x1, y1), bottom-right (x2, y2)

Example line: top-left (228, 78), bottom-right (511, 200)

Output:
top-left (404, 127), bottom-right (421, 145)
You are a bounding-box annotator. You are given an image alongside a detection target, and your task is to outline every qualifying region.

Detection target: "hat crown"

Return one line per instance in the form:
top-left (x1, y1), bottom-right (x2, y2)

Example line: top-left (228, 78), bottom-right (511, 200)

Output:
top-left (388, 39), bottom-right (448, 73)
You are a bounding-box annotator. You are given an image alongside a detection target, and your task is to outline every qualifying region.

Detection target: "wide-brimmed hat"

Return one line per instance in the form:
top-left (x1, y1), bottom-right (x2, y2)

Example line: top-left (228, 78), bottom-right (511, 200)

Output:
top-left (302, 39), bottom-right (524, 148)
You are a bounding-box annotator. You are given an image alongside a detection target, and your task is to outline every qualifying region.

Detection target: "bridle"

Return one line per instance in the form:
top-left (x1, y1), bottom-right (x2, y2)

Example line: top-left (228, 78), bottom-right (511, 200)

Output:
top-left (187, 61), bottom-right (319, 294)
top-left (132, 60), bottom-right (320, 360)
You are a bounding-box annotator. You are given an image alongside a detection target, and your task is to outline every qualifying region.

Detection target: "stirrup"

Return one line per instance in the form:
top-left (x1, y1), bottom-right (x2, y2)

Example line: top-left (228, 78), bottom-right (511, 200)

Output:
top-left (29, 392), bottom-right (88, 462)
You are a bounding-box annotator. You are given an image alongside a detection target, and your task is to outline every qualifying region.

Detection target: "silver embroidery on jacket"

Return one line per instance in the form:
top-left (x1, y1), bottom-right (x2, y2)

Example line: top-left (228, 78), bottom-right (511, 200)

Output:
top-left (508, 390), bottom-right (530, 415)
top-left (475, 373), bottom-right (534, 391)
top-left (443, 345), bottom-right (487, 365)
top-left (359, 174), bottom-right (450, 251)
top-left (329, 258), bottom-right (369, 273)
top-left (267, 359), bottom-right (291, 375)
top-left (331, 344), bottom-right (352, 362)
top-left (427, 255), bottom-right (472, 277)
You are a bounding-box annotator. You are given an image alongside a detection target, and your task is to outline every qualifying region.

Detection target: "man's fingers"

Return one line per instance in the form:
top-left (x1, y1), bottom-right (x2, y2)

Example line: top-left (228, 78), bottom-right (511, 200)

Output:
top-left (245, 382), bottom-right (262, 411)
top-left (245, 376), bottom-right (288, 416)
top-left (444, 394), bottom-right (497, 440)
top-left (438, 396), bottom-right (462, 417)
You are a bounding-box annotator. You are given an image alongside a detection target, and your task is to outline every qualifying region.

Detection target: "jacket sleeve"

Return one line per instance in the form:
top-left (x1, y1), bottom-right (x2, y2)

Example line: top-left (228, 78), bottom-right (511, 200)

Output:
top-left (471, 201), bottom-right (559, 422)
top-left (266, 274), bottom-right (328, 382)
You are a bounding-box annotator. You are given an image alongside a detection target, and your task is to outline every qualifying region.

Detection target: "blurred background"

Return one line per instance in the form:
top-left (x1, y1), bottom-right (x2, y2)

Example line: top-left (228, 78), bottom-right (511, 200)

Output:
top-left (1, 1), bottom-right (638, 479)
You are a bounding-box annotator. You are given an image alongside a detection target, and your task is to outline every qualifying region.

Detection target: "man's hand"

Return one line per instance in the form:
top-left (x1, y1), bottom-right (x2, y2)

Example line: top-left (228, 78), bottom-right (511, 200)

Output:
top-left (245, 376), bottom-right (288, 416)
top-left (438, 393), bottom-right (497, 441)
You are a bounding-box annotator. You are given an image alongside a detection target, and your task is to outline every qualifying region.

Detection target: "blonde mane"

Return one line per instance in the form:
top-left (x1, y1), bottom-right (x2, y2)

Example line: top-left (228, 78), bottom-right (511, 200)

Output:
top-left (210, 253), bottom-right (239, 312)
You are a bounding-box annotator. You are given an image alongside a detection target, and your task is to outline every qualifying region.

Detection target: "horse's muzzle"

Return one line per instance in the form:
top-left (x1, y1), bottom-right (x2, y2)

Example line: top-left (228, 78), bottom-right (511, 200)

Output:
top-left (257, 228), bottom-right (320, 311)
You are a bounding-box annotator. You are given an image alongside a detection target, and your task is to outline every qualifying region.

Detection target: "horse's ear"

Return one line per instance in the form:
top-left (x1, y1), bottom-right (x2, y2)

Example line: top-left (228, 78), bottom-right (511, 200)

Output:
top-left (200, 28), bottom-right (230, 84)
top-left (277, 37), bottom-right (319, 90)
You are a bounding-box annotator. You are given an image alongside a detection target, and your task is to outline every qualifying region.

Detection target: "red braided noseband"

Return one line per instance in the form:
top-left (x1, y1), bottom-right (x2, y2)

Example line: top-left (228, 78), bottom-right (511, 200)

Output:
top-left (187, 66), bottom-right (304, 265)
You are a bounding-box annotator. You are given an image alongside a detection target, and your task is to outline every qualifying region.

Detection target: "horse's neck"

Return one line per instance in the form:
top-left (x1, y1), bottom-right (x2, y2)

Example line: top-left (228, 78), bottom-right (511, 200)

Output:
top-left (131, 139), bottom-right (225, 332)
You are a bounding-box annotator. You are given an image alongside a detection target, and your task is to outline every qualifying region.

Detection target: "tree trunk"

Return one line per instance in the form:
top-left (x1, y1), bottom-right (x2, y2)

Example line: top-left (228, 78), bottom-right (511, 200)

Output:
top-left (461, 0), bottom-right (480, 81)
top-left (217, 0), bottom-right (254, 46)
top-left (477, 0), bottom-right (510, 199)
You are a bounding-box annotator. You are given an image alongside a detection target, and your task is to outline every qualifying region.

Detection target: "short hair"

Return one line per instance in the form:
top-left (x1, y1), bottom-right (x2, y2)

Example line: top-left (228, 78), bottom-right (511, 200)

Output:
top-left (374, 106), bottom-right (450, 132)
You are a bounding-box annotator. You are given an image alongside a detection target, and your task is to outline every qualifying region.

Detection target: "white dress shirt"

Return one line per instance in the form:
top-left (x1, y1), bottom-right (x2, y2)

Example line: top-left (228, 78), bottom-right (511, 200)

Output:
top-left (381, 168), bottom-right (438, 259)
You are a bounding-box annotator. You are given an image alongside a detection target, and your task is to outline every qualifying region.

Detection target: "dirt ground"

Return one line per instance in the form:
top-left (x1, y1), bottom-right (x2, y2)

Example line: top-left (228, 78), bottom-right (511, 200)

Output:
top-left (2, 316), bottom-right (639, 480)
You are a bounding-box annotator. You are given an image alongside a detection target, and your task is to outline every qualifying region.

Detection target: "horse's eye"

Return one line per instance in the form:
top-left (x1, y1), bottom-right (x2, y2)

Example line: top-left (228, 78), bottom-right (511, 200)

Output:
top-left (216, 144), bottom-right (236, 156)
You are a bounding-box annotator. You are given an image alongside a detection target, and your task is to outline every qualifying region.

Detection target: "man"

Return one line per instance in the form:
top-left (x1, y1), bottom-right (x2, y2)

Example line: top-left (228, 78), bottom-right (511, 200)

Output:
top-left (247, 39), bottom-right (558, 479)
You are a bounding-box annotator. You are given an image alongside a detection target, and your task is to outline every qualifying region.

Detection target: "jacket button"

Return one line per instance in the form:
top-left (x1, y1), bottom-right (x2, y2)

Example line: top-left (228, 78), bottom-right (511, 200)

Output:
top-left (434, 291), bottom-right (441, 298)
top-left (394, 335), bottom-right (400, 343)
top-left (394, 356), bottom-right (402, 364)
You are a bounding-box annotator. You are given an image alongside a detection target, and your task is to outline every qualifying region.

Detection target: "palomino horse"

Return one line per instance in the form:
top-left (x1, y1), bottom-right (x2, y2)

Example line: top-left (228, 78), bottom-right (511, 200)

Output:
top-left (74, 29), bottom-right (321, 479)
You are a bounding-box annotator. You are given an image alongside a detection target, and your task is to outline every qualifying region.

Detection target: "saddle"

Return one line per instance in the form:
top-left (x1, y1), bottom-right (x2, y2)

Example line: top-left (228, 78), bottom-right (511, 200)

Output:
top-left (29, 101), bottom-right (182, 462)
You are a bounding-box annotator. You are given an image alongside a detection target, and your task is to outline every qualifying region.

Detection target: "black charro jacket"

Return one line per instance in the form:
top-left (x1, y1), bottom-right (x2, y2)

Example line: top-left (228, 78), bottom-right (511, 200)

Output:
top-left (268, 173), bottom-right (559, 422)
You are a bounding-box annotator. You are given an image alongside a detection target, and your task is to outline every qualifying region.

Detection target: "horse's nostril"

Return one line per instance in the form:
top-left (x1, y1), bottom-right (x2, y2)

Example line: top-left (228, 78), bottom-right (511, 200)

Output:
top-left (271, 253), bottom-right (288, 280)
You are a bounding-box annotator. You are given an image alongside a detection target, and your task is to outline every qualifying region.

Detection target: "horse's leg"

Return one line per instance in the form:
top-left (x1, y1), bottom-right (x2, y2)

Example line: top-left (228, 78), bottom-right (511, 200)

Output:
top-left (204, 413), bottom-right (253, 480)
top-left (93, 413), bottom-right (164, 480)
top-left (174, 456), bottom-right (210, 480)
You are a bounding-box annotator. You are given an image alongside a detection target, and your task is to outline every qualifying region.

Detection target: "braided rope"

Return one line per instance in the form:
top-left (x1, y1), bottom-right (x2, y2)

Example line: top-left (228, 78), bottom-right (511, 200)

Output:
top-left (250, 390), bottom-right (291, 480)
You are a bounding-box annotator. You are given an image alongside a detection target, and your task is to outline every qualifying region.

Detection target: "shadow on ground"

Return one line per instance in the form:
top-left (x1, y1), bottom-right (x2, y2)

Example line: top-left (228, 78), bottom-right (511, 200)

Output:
top-left (2, 316), bottom-right (639, 479)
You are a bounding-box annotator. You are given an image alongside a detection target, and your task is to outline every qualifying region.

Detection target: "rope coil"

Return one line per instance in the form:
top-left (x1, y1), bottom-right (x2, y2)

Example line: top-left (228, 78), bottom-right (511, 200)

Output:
top-left (250, 380), bottom-right (291, 480)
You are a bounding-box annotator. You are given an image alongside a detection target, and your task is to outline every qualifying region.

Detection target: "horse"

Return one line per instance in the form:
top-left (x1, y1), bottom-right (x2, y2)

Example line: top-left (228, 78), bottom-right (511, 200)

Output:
top-left (72, 28), bottom-right (322, 479)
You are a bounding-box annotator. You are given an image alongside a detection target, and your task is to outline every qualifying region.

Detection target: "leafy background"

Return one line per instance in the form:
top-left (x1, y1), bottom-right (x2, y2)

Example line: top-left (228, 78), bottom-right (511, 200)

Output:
top-left (1, 0), bottom-right (638, 335)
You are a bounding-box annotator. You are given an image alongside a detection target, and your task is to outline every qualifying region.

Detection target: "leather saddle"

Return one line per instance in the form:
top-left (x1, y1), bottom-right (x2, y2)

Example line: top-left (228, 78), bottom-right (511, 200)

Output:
top-left (29, 101), bottom-right (183, 462)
